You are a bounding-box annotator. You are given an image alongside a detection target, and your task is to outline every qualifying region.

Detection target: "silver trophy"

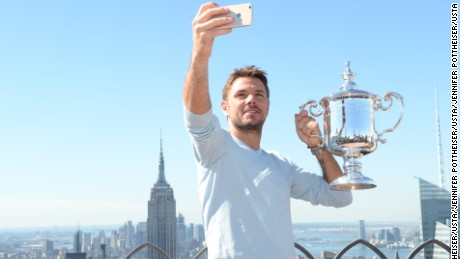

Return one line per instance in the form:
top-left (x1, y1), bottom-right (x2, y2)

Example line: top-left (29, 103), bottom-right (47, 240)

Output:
top-left (300, 62), bottom-right (404, 190)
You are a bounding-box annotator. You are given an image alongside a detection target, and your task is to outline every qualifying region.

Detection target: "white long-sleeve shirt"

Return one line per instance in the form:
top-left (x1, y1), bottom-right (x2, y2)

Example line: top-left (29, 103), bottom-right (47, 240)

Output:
top-left (184, 108), bottom-right (352, 259)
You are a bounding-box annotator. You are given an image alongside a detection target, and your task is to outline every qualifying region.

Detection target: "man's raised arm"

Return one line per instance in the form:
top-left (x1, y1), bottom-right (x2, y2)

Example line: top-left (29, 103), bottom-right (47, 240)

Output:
top-left (183, 3), bottom-right (233, 114)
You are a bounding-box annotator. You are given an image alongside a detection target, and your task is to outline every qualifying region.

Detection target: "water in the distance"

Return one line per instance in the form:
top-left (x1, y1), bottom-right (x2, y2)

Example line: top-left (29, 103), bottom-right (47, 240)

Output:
top-left (293, 222), bottom-right (422, 259)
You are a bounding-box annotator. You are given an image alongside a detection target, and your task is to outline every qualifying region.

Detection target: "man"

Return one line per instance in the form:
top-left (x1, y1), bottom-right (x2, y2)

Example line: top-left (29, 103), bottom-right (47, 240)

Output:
top-left (183, 3), bottom-right (352, 258)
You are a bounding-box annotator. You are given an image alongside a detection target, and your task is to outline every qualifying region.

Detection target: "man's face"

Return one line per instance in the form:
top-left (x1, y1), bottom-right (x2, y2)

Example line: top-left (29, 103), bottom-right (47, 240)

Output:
top-left (221, 77), bottom-right (270, 133)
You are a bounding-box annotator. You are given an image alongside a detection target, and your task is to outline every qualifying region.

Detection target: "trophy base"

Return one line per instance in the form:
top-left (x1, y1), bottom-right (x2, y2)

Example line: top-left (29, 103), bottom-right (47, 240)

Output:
top-left (330, 175), bottom-right (376, 190)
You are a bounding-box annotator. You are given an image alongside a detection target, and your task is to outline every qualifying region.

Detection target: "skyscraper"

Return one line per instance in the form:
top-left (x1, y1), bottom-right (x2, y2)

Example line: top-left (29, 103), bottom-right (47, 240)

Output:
top-left (136, 222), bottom-right (147, 247)
top-left (359, 220), bottom-right (366, 240)
top-left (177, 213), bottom-right (187, 258)
top-left (194, 224), bottom-right (205, 244)
top-left (69, 229), bottom-right (86, 259)
top-left (73, 228), bottom-right (82, 253)
top-left (433, 221), bottom-right (451, 258)
top-left (119, 221), bottom-right (135, 252)
top-left (416, 87), bottom-right (451, 259)
top-left (418, 178), bottom-right (450, 259)
top-left (83, 232), bottom-right (91, 253)
top-left (391, 227), bottom-right (401, 242)
top-left (147, 139), bottom-right (177, 259)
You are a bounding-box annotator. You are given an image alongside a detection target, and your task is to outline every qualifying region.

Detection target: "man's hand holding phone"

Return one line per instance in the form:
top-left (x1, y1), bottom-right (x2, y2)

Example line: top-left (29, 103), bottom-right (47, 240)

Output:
top-left (191, 3), bottom-right (233, 59)
top-left (191, 3), bottom-right (252, 60)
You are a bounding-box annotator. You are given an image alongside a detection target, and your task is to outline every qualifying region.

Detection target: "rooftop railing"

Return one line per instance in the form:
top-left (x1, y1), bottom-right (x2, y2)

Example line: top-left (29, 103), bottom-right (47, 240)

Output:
top-left (125, 238), bottom-right (451, 259)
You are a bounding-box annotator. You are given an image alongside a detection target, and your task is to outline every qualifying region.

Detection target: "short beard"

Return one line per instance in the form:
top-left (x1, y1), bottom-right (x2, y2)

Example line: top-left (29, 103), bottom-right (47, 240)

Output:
top-left (232, 119), bottom-right (265, 134)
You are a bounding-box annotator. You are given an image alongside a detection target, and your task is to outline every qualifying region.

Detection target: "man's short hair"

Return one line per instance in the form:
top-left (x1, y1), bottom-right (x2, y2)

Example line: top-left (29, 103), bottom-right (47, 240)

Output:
top-left (222, 65), bottom-right (269, 100)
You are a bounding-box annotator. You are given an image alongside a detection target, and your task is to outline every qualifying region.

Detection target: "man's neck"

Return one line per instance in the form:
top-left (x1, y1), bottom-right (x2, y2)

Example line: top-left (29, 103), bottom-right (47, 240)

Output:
top-left (229, 126), bottom-right (262, 150)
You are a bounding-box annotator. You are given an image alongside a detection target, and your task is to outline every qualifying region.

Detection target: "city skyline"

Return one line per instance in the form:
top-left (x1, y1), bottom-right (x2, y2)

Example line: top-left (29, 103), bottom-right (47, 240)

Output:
top-left (0, 220), bottom-right (424, 258)
top-left (0, 0), bottom-right (452, 228)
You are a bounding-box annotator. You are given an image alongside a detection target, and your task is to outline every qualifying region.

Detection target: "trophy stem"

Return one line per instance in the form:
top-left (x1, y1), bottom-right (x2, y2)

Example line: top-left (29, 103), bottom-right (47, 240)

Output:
top-left (329, 149), bottom-right (377, 190)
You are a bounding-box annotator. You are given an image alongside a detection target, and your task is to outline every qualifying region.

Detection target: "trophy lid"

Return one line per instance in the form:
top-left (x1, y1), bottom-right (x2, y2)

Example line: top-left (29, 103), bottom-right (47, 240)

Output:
top-left (322, 61), bottom-right (379, 102)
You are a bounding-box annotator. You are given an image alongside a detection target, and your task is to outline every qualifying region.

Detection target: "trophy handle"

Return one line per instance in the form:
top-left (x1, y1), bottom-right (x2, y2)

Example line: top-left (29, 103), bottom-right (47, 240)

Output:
top-left (374, 92), bottom-right (404, 144)
top-left (299, 100), bottom-right (324, 117)
top-left (299, 100), bottom-right (325, 147)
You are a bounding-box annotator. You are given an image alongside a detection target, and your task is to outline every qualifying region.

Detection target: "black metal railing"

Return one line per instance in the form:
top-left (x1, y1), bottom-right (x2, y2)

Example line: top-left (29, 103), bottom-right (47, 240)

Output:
top-left (406, 239), bottom-right (451, 259)
top-left (191, 242), bottom-right (315, 259)
top-left (333, 239), bottom-right (387, 259)
top-left (125, 242), bottom-right (171, 259)
top-left (125, 238), bottom-right (451, 259)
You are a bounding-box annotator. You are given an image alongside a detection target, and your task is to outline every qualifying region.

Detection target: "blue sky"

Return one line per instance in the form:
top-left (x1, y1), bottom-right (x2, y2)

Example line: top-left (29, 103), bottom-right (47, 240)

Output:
top-left (0, 0), bottom-right (452, 228)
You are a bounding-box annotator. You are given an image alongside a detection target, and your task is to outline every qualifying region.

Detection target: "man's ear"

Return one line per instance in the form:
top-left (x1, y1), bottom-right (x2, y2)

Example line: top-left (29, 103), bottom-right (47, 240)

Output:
top-left (221, 100), bottom-right (229, 116)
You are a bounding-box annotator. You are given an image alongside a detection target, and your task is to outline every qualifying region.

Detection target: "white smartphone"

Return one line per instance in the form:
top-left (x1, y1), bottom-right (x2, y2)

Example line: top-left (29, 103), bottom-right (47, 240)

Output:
top-left (213, 3), bottom-right (253, 30)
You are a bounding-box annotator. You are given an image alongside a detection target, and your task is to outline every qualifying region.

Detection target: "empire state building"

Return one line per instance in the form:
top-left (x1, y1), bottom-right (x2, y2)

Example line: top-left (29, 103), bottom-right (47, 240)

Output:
top-left (147, 139), bottom-right (177, 259)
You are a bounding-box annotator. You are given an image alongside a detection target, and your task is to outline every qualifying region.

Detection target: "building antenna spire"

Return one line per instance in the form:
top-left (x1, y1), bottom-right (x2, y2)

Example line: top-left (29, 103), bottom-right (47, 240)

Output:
top-left (161, 129), bottom-right (164, 155)
top-left (155, 130), bottom-right (170, 188)
top-left (435, 85), bottom-right (445, 189)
